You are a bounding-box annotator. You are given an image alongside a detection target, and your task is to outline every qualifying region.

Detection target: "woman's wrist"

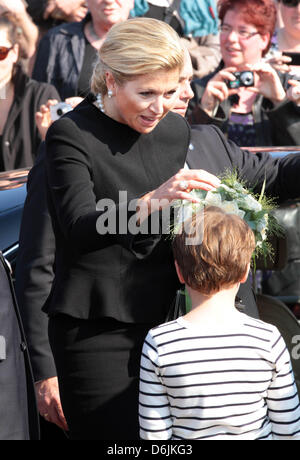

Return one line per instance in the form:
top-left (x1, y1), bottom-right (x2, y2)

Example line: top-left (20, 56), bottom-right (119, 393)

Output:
top-left (136, 192), bottom-right (155, 225)
top-left (201, 98), bottom-right (219, 117)
top-left (270, 89), bottom-right (286, 107)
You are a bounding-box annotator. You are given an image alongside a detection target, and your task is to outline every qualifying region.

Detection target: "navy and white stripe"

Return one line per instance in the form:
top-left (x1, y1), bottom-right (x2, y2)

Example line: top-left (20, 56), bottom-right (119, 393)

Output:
top-left (139, 313), bottom-right (300, 440)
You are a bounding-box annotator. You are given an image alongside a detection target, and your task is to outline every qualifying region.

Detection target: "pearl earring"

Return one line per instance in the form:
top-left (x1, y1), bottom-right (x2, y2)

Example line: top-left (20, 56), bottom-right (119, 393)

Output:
top-left (108, 90), bottom-right (113, 98)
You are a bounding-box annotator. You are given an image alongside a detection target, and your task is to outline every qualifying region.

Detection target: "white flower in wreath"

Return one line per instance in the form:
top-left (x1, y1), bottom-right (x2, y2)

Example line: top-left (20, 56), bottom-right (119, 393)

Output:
top-left (219, 200), bottom-right (245, 218)
top-left (238, 194), bottom-right (262, 212)
top-left (204, 191), bottom-right (222, 207)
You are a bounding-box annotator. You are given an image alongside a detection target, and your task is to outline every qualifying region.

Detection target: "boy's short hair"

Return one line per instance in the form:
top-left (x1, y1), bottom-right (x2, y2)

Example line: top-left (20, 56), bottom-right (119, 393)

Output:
top-left (172, 206), bottom-right (256, 295)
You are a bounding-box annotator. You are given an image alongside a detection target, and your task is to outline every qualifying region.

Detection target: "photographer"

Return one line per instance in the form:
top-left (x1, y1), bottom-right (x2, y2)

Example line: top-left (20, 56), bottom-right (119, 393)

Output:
top-left (188, 0), bottom-right (300, 147)
top-left (265, 0), bottom-right (300, 76)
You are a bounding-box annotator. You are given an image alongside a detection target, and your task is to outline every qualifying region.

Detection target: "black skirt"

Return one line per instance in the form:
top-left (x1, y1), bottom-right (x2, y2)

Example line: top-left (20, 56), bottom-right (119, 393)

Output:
top-left (48, 314), bottom-right (155, 440)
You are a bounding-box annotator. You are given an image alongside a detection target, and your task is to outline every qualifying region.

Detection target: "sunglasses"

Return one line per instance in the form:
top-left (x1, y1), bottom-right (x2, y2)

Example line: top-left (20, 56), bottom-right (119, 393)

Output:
top-left (0, 46), bottom-right (13, 61)
top-left (281, 0), bottom-right (300, 7)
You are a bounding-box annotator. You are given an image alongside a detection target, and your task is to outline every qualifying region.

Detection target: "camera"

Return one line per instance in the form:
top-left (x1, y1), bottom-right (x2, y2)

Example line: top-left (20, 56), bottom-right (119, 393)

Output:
top-left (283, 52), bottom-right (300, 66)
top-left (50, 102), bottom-right (73, 121)
top-left (227, 71), bottom-right (254, 89)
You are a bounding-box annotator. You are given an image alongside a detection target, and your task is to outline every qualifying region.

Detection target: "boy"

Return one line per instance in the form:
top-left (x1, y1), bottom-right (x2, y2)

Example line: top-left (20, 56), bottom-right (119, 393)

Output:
top-left (139, 206), bottom-right (300, 440)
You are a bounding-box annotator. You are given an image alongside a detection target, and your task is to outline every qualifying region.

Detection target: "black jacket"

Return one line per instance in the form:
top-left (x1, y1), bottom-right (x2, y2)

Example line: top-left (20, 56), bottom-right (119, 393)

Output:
top-left (44, 96), bottom-right (190, 323)
top-left (0, 65), bottom-right (59, 171)
top-left (188, 63), bottom-right (300, 147)
top-left (15, 145), bottom-right (56, 382)
top-left (32, 15), bottom-right (91, 100)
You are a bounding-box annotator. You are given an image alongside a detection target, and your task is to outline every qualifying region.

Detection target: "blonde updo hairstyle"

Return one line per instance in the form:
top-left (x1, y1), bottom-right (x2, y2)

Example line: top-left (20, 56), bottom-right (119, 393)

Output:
top-left (91, 18), bottom-right (184, 96)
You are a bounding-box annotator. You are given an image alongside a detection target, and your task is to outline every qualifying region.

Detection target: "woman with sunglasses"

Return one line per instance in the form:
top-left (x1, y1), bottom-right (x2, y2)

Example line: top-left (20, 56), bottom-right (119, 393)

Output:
top-left (188, 0), bottom-right (300, 147)
top-left (0, 16), bottom-right (59, 171)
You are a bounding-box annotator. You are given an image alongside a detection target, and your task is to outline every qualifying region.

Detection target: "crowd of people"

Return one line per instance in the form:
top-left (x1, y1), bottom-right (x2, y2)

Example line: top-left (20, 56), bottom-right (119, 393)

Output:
top-left (188, 0), bottom-right (300, 146)
top-left (1, 0), bottom-right (300, 441)
top-left (0, 0), bottom-right (299, 173)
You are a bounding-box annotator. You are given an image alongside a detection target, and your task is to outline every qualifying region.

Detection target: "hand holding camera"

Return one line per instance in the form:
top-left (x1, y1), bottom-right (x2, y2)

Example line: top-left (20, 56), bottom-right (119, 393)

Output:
top-left (35, 97), bottom-right (83, 140)
top-left (226, 71), bottom-right (254, 89)
top-left (286, 79), bottom-right (300, 106)
top-left (201, 66), bottom-right (244, 117)
top-left (247, 62), bottom-right (286, 106)
top-left (201, 62), bottom-right (287, 117)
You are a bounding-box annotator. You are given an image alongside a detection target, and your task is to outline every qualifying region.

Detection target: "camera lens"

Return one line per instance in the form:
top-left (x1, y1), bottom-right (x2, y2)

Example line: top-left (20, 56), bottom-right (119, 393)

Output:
top-left (240, 71), bottom-right (254, 86)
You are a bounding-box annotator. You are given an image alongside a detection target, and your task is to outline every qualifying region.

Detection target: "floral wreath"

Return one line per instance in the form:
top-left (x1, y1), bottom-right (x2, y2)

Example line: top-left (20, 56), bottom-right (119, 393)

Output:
top-left (172, 171), bottom-right (282, 264)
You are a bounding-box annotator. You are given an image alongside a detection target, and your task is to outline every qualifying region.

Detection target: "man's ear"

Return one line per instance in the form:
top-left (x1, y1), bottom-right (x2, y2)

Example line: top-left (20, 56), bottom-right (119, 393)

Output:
top-left (260, 33), bottom-right (271, 55)
top-left (240, 262), bottom-right (251, 284)
top-left (174, 260), bottom-right (185, 284)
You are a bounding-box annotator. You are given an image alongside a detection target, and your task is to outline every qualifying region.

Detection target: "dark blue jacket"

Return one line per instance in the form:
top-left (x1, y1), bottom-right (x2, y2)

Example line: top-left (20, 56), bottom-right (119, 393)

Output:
top-left (32, 15), bottom-right (90, 100)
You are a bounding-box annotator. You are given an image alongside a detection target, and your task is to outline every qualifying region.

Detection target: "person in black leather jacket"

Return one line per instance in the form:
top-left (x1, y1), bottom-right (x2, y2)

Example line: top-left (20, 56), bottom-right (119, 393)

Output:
top-left (188, 0), bottom-right (300, 147)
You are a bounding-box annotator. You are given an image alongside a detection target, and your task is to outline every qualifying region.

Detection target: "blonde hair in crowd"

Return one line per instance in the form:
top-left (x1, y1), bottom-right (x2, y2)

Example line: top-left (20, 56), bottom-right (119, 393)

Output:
top-left (91, 18), bottom-right (184, 95)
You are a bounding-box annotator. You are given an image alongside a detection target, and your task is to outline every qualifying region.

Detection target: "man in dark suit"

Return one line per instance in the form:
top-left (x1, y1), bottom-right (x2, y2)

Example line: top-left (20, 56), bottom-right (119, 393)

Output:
top-left (14, 146), bottom-right (68, 437)
top-left (0, 252), bottom-right (39, 440)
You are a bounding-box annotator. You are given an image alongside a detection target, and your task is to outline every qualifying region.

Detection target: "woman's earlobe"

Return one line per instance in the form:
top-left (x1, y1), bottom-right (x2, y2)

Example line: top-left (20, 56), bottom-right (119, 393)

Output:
top-left (105, 71), bottom-right (116, 94)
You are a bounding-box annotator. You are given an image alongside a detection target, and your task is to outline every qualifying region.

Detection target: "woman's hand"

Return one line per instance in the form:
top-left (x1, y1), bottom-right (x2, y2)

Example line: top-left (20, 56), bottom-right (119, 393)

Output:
top-left (43, 0), bottom-right (88, 22)
top-left (138, 169), bottom-right (221, 221)
top-left (36, 97), bottom-right (83, 140)
top-left (248, 62), bottom-right (286, 106)
top-left (35, 99), bottom-right (59, 140)
top-left (201, 67), bottom-right (239, 117)
top-left (264, 51), bottom-right (292, 74)
top-left (286, 79), bottom-right (300, 106)
top-left (0, 0), bottom-right (27, 16)
top-left (35, 377), bottom-right (68, 432)
top-left (64, 96), bottom-right (84, 108)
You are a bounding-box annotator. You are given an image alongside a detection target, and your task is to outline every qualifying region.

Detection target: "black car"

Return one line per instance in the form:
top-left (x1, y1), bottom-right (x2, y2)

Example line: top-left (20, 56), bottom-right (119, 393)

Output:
top-left (0, 168), bottom-right (29, 271)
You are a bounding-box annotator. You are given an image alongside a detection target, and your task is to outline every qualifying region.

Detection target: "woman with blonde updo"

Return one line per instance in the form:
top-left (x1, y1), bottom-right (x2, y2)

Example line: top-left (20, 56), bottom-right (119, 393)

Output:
top-left (44, 17), bottom-right (220, 440)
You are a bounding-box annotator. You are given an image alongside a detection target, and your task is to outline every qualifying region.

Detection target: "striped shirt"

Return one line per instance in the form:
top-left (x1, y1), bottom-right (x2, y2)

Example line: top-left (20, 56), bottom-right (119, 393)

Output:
top-left (139, 313), bottom-right (300, 440)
